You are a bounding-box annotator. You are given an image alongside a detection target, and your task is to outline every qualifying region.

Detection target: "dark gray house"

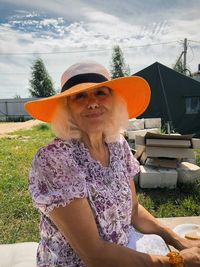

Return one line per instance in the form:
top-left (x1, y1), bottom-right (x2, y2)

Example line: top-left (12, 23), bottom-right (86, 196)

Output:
top-left (134, 62), bottom-right (200, 136)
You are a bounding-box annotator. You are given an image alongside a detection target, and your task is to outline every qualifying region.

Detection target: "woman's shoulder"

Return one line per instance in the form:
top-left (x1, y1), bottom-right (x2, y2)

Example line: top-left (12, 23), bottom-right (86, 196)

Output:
top-left (108, 135), bottom-right (131, 158)
top-left (111, 134), bottom-right (129, 148)
top-left (34, 138), bottom-right (78, 162)
top-left (30, 138), bottom-right (83, 179)
top-left (110, 134), bottom-right (136, 159)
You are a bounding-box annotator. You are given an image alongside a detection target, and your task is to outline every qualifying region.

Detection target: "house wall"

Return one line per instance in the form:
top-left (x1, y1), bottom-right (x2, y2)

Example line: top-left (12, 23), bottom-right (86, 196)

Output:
top-left (0, 98), bottom-right (36, 121)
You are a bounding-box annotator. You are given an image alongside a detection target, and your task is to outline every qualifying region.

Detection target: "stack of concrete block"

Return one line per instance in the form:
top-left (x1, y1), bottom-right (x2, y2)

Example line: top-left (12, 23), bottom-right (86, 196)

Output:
top-left (126, 118), bottom-right (161, 141)
top-left (135, 132), bottom-right (200, 188)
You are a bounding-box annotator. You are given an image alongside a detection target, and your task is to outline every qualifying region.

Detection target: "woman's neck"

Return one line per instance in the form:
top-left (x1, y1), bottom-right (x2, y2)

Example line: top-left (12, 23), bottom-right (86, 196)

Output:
top-left (81, 132), bottom-right (105, 151)
top-left (81, 132), bottom-right (109, 167)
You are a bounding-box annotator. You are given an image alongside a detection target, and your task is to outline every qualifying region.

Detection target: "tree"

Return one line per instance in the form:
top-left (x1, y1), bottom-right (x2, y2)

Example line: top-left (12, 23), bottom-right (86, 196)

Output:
top-left (173, 57), bottom-right (191, 76)
top-left (14, 94), bottom-right (21, 99)
top-left (110, 45), bottom-right (130, 78)
top-left (173, 59), bottom-right (185, 74)
top-left (29, 58), bottom-right (55, 97)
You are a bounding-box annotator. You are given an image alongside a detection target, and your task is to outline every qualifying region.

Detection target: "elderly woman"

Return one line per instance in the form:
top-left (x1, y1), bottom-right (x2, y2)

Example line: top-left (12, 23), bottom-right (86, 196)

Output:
top-left (25, 61), bottom-right (200, 267)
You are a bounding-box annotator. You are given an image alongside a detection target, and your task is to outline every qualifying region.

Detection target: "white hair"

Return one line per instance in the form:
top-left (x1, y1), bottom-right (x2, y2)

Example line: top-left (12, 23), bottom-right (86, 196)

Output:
top-left (51, 92), bottom-right (129, 143)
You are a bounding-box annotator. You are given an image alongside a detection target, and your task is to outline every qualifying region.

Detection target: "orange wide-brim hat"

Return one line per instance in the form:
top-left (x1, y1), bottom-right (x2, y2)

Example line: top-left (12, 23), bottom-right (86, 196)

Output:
top-left (24, 61), bottom-right (151, 123)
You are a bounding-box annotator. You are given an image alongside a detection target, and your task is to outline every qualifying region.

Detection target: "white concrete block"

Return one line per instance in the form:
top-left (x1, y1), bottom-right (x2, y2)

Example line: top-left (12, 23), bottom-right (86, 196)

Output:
top-left (144, 118), bottom-right (161, 129)
top-left (177, 162), bottom-right (200, 183)
top-left (127, 119), bottom-right (144, 131)
top-left (127, 128), bottom-right (160, 140)
top-left (139, 165), bottom-right (177, 189)
top-left (0, 242), bottom-right (38, 267)
top-left (192, 138), bottom-right (200, 149)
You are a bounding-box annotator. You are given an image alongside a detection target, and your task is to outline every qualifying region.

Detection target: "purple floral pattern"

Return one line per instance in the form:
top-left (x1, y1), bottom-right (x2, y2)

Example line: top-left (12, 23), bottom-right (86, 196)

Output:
top-left (29, 136), bottom-right (139, 266)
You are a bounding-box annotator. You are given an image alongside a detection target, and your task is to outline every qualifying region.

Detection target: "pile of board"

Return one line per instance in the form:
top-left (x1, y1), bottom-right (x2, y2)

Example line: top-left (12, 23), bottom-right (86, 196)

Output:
top-left (134, 132), bottom-right (200, 188)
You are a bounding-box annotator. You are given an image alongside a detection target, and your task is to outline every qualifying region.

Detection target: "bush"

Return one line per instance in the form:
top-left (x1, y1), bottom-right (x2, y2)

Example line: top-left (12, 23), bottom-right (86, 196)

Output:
top-left (35, 123), bottom-right (50, 131)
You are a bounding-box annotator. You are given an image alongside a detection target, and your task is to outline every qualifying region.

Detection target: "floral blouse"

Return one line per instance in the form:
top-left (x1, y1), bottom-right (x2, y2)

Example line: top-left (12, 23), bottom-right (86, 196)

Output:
top-left (29, 136), bottom-right (140, 267)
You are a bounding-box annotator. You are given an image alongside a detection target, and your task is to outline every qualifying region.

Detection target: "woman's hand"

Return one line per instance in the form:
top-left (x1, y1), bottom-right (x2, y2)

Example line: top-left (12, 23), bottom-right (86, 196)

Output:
top-left (180, 246), bottom-right (200, 267)
top-left (175, 237), bottom-right (200, 250)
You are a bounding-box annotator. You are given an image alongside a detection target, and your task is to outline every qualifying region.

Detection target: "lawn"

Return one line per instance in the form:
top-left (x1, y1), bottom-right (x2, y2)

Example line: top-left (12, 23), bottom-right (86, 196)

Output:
top-left (0, 124), bottom-right (200, 244)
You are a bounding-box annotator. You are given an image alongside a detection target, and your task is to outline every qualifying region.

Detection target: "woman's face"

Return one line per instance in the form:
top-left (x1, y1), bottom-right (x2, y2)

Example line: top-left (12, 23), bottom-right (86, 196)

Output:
top-left (68, 86), bottom-right (114, 134)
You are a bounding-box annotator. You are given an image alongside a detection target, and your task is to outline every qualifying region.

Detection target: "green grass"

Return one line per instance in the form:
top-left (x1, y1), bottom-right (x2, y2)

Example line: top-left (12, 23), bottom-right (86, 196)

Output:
top-left (0, 124), bottom-right (200, 244)
top-left (136, 181), bottom-right (200, 218)
top-left (0, 124), bottom-right (54, 243)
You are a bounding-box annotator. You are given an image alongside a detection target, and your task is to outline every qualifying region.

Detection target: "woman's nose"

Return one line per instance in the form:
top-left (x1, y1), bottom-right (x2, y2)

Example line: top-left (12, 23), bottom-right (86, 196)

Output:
top-left (87, 93), bottom-right (99, 109)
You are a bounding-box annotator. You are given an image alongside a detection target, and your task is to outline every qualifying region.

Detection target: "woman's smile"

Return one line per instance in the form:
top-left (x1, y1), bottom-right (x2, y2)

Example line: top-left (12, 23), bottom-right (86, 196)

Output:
top-left (84, 111), bottom-right (104, 118)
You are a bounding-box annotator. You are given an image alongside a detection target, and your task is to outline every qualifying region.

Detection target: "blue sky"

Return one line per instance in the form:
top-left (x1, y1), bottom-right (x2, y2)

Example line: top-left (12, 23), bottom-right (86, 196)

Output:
top-left (0, 0), bottom-right (200, 98)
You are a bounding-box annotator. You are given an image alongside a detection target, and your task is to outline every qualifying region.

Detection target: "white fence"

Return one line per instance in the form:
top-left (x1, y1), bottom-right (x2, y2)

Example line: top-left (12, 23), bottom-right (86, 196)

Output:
top-left (0, 98), bottom-right (37, 121)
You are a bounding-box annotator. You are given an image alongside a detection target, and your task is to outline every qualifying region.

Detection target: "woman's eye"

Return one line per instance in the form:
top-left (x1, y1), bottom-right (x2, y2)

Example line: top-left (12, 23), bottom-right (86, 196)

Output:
top-left (74, 92), bottom-right (87, 100)
top-left (95, 89), bottom-right (107, 96)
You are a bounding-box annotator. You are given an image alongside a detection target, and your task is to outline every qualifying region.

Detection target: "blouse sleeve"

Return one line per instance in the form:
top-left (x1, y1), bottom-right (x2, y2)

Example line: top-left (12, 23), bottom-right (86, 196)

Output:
top-left (122, 136), bottom-right (140, 178)
top-left (28, 145), bottom-right (87, 217)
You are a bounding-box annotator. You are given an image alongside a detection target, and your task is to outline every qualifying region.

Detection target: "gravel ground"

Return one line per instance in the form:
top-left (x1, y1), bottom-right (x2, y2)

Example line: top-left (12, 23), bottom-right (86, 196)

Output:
top-left (0, 120), bottom-right (42, 136)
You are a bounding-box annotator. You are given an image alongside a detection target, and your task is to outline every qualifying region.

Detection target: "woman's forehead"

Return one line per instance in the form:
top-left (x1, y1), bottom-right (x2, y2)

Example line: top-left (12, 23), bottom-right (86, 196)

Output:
top-left (73, 86), bottom-right (111, 95)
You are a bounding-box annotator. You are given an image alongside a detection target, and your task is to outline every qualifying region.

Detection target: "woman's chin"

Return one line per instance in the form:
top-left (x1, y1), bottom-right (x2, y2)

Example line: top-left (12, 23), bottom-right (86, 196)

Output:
top-left (82, 124), bottom-right (105, 134)
top-left (86, 128), bottom-right (104, 134)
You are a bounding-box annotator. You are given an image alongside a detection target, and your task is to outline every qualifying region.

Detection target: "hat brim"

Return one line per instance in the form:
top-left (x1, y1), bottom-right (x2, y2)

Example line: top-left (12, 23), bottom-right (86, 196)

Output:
top-left (24, 76), bottom-right (151, 122)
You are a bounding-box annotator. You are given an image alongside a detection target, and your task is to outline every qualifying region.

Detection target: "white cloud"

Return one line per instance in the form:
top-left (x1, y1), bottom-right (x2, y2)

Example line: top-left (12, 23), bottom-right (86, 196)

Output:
top-left (0, 0), bottom-right (87, 20)
top-left (0, 0), bottom-right (200, 98)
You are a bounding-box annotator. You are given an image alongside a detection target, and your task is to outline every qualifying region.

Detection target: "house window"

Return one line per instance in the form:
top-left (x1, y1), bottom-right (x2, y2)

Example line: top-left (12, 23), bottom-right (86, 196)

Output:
top-left (185, 97), bottom-right (200, 114)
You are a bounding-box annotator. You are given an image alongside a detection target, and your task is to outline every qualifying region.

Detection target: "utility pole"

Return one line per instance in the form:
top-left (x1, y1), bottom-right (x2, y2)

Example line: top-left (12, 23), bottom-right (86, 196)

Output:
top-left (174, 38), bottom-right (189, 75)
top-left (183, 38), bottom-right (187, 74)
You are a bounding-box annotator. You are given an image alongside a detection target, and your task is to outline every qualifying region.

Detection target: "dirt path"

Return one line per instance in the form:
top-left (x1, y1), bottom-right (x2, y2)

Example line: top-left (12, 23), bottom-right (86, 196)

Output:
top-left (0, 120), bottom-right (42, 136)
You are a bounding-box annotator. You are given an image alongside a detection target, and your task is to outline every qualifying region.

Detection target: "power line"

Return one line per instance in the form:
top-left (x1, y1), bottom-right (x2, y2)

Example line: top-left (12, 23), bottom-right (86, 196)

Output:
top-left (187, 44), bottom-right (195, 63)
top-left (189, 40), bottom-right (200, 44)
top-left (0, 49), bottom-right (109, 56)
top-left (0, 40), bottom-right (179, 56)
top-left (123, 41), bottom-right (179, 49)
top-left (0, 72), bottom-right (60, 75)
top-left (0, 83), bottom-right (29, 86)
